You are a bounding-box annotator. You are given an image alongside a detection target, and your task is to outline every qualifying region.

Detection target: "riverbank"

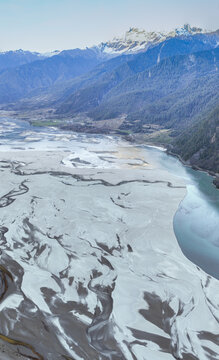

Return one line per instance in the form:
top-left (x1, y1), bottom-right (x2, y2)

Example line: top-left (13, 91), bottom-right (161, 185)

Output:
top-left (123, 132), bottom-right (219, 189)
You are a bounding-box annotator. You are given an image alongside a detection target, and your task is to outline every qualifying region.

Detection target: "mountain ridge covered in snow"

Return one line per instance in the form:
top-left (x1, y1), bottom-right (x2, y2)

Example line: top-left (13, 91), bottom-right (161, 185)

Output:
top-left (95, 24), bottom-right (214, 54)
top-left (0, 24), bottom-right (215, 57)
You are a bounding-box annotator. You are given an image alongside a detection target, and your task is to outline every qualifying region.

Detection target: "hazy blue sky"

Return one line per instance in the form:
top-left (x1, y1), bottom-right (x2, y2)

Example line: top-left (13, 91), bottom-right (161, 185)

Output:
top-left (0, 0), bottom-right (219, 52)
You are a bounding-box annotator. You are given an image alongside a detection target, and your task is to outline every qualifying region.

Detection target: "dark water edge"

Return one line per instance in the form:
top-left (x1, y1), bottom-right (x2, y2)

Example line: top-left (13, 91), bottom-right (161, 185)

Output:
top-left (143, 146), bottom-right (219, 280)
top-left (173, 168), bottom-right (219, 280)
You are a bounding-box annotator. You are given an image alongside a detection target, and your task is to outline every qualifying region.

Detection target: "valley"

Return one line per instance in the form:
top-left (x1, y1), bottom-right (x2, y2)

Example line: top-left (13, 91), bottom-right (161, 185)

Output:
top-left (0, 25), bottom-right (218, 184)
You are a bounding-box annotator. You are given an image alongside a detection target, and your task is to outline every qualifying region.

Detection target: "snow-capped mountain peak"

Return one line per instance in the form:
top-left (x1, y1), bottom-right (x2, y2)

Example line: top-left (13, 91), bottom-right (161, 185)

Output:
top-left (39, 50), bottom-right (61, 58)
top-left (174, 23), bottom-right (206, 36)
top-left (96, 24), bottom-right (211, 55)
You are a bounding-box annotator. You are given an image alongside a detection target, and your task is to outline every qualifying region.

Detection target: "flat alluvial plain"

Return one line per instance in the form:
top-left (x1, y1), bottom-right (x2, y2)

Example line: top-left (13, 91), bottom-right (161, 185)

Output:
top-left (0, 118), bottom-right (218, 360)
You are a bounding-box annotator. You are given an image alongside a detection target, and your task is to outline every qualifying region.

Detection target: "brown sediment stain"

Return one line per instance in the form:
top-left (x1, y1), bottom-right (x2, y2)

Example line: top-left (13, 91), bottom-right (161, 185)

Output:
top-left (0, 267), bottom-right (44, 360)
top-left (0, 334), bottom-right (43, 360)
top-left (0, 265), bottom-right (13, 282)
top-left (0, 265), bottom-right (13, 302)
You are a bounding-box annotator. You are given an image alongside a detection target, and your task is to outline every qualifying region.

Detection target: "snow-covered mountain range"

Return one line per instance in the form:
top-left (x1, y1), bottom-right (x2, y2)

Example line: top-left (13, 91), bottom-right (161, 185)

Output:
top-left (0, 24), bottom-right (214, 59)
top-left (95, 24), bottom-right (212, 54)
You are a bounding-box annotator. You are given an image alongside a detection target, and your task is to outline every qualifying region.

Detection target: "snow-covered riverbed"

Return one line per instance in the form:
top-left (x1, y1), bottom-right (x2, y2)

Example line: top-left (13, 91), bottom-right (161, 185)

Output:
top-left (0, 118), bottom-right (218, 360)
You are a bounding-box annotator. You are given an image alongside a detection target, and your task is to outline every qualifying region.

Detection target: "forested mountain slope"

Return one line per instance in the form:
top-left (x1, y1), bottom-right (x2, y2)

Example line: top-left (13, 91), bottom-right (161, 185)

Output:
top-left (0, 49), bottom-right (108, 103)
top-left (57, 47), bottom-right (219, 133)
top-left (172, 104), bottom-right (219, 173)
